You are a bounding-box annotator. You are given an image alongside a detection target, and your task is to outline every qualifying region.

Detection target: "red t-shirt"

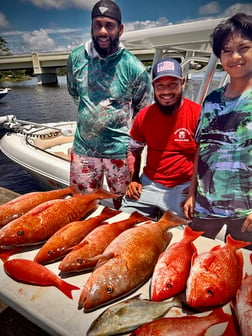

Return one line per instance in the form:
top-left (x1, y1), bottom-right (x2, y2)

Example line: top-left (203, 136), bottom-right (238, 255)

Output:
top-left (130, 98), bottom-right (201, 187)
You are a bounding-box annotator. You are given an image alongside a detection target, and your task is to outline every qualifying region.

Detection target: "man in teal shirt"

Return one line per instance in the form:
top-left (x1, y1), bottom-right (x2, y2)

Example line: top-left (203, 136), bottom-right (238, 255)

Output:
top-left (67, 0), bottom-right (152, 208)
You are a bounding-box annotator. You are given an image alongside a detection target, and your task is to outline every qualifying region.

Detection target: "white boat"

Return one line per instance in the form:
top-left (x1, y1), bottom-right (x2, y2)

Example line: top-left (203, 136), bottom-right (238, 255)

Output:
top-left (0, 17), bottom-right (229, 191)
top-left (0, 115), bottom-right (75, 190)
top-left (0, 88), bottom-right (11, 100)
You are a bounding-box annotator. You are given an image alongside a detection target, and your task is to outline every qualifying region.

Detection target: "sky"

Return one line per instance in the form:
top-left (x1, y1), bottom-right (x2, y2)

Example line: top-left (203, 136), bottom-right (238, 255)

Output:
top-left (0, 0), bottom-right (252, 54)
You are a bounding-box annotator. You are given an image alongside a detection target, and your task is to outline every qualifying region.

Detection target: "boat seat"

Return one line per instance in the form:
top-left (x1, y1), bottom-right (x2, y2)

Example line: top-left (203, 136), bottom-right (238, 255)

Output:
top-left (32, 135), bottom-right (74, 150)
top-left (53, 149), bottom-right (71, 161)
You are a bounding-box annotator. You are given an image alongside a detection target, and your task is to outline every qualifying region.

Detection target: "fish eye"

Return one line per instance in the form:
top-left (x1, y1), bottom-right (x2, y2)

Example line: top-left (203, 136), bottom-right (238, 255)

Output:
top-left (48, 250), bottom-right (54, 256)
top-left (206, 288), bottom-right (214, 296)
top-left (17, 230), bottom-right (24, 236)
top-left (166, 283), bottom-right (173, 288)
top-left (106, 285), bottom-right (113, 294)
top-left (77, 258), bottom-right (84, 265)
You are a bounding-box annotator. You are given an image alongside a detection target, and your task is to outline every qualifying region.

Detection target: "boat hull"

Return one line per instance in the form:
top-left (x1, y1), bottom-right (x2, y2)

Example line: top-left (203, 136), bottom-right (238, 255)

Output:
top-left (0, 121), bottom-right (75, 191)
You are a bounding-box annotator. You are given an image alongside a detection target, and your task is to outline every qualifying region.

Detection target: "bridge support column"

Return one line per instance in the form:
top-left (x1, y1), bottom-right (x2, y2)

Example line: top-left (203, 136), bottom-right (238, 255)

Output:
top-left (32, 52), bottom-right (58, 85)
top-left (37, 68), bottom-right (58, 85)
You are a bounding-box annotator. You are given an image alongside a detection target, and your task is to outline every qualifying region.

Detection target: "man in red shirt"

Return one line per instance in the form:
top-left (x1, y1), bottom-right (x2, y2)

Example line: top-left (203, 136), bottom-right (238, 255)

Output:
top-left (120, 58), bottom-right (201, 219)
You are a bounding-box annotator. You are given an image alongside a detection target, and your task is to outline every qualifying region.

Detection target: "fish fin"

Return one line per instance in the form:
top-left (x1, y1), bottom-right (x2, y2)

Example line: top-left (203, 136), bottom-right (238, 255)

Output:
top-left (190, 250), bottom-right (198, 265)
top-left (95, 252), bottom-right (114, 269)
top-left (56, 279), bottom-right (80, 299)
top-left (69, 184), bottom-right (81, 194)
top-left (28, 199), bottom-right (62, 215)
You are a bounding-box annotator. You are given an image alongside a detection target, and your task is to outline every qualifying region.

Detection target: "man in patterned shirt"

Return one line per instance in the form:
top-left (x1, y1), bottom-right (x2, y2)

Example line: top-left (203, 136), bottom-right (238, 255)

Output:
top-left (67, 0), bottom-right (152, 208)
top-left (184, 13), bottom-right (252, 249)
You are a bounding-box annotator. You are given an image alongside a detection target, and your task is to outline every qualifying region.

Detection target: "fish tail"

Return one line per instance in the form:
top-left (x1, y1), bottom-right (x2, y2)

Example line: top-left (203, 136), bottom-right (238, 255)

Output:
top-left (130, 211), bottom-right (151, 223)
top-left (226, 234), bottom-right (251, 250)
top-left (209, 307), bottom-right (231, 323)
top-left (93, 188), bottom-right (121, 200)
top-left (158, 210), bottom-right (188, 228)
top-left (0, 247), bottom-right (22, 263)
top-left (57, 279), bottom-right (80, 299)
top-left (100, 206), bottom-right (121, 217)
top-left (183, 225), bottom-right (204, 241)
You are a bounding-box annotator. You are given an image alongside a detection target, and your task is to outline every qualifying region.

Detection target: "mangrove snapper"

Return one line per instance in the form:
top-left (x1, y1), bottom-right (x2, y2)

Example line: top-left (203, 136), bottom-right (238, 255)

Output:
top-left (78, 210), bottom-right (187, 311)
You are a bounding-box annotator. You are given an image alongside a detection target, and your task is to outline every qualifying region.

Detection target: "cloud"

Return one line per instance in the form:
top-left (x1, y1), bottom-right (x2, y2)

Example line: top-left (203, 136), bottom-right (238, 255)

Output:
top-left (20, 0), bottom-right (97, 10)
top-left (223, 3), bottom-right (252, 16)
top-left (0, 12), bottom-right (11, 29)
top-left (198, 1), bottom-right (221, 16)
top-left (124, 17), bottom-right (171, 32)
top-left (21, 29), bottom-right (55, 51)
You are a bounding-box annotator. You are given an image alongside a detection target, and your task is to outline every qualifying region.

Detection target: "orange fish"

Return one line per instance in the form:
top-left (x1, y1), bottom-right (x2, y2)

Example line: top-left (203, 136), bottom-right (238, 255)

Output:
top-left (0, 188), bottom-right (119, 247)
top-left (78, 210), bottom-right (187, 311)
top-left (59, 211), bottom-right (150, 273)
top-left (150, 225), bottom-right (204, 301)
top-left (0, 186), bottom-right (76, 227)
top-left (33, 207), bottom-right (120, 264)
top-left (234, 258), bottom-right (252, 336)
top-left (129, 307), bottom-right (231, 336)
top-left (186, 235), bottom-right (251, 308)
top-left (3, 258), bottom-right (79, 299)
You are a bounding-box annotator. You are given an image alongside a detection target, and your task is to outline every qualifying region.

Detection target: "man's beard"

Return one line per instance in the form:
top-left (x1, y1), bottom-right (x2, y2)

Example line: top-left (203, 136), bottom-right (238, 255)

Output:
top-left (154, 93), bottom-right (183, 115)
top-left (92, 34), bottom-right (120, 57)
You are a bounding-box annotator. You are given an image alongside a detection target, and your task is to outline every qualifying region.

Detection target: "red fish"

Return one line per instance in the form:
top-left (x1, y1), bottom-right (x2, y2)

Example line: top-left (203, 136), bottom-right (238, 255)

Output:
top-left (150, 225), bottom-right (204, 301)
top-left (78, 210), bottom-right (187, 311)
top-left (0, 186), bottom-right (76, 227)
top-left (59, 211), bottom-right (150, 273)
top-left (129, 307), bottom-right (231, 336)
top-left (0, 188), bottom-right (119, 247)
top-left (33, 207), bottom-right (120, 264)
top-left (234, 259), bottom-right (252, 336)
top-left (3, 258), bottom-right (80, 299)
top-left (186, 235), bottom-right (251, 308)
top-left (0, 246), bottom-right (22, 262)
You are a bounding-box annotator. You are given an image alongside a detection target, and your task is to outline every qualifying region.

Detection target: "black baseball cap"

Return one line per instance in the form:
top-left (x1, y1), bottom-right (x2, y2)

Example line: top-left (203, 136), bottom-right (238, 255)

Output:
top-left (91, 0), bottom-right (122, 23)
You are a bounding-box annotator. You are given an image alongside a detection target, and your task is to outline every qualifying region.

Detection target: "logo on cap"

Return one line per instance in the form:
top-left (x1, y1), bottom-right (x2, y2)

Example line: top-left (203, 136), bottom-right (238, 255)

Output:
top-left (157, 61), bottom-right (175, 74)
top-left (98, 6), bottom-right (109, 14)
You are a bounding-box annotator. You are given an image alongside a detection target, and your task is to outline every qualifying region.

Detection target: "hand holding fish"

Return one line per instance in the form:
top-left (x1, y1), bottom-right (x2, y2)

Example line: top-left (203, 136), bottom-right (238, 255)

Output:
top-left (241, 212), bottom-right (252, 233)
top-left (126, 181), bottom-right (142, 200)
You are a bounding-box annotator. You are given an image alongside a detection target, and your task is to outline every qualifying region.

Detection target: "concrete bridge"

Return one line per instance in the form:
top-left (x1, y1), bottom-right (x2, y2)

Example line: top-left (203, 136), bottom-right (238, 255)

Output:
top-left (0, 50), bottom-right (154, 85)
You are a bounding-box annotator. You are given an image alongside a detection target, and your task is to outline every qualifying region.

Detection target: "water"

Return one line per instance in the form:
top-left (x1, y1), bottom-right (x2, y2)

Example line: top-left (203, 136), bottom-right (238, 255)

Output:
top-left (0, 74), bottom-right (222, 195)
top-left (0, 76), bottom-right (77, 194)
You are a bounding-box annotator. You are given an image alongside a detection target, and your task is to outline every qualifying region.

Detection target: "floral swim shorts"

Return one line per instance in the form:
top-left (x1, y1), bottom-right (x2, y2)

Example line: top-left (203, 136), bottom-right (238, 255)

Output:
top-left (70, 152), bottom-right (130, 195)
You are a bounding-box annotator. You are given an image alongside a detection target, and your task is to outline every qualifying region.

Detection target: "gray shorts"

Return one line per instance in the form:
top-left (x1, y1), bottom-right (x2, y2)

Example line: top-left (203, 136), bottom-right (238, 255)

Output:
top-left (190, 216), bottom-right (252, 250)
top-left (120, 173), bottom-right (189, 220)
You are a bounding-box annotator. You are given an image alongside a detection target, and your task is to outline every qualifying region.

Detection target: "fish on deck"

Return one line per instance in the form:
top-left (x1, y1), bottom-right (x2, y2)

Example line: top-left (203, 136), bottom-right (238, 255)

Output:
top-left (129, 307), bottom-right (231, 336)
top-left (186, 235), bottom-right (251, 308)
top-left (234, 255), bottom-right (252, 336)
top-left (0, 186), bottom-right (76, 227)
top-left (34, 206), bottom-right (120, 264)
top-left (78, 210), bottom-right (187, 311)
top-left (59, 211), bottom-right (150, 274)
top-left (150, 225), bottom-right (204, 301)
top-left (0, 188), bottom-right (119, 247)
top-left (3, 258), bottom-right (80, 299)
top-left (87, 294), bottom-right (182, 336)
